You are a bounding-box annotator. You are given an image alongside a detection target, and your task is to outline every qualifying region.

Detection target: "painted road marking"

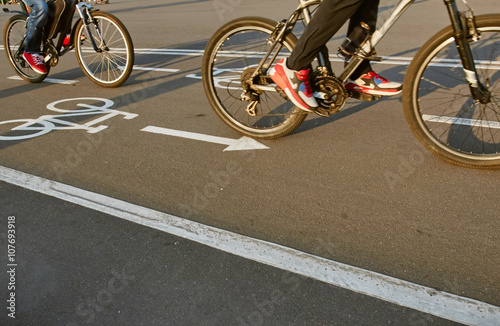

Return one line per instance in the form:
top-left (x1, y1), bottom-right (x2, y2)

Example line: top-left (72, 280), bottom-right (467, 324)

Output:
top-left (1, 45), bottom-right (498, 69)
top-left (7, 76), bottom-right (79, 85)
top-left (141, 126), bottom-right (269, 151)
top-left (79, 47), bottom-right (422, 66)
top-left (423, 114), bottom-right (500, 129)
top-left (0, 98), bottom-right (137, 141)
top-left (133, 48), bottom-right (500, 69)
top-left (119, 65), bottom-right (181, 73)
top-left (1, 165), bottom-right (499, 325)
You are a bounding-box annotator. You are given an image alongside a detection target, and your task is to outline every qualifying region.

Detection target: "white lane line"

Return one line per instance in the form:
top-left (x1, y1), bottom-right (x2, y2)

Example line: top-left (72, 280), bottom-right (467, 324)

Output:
top-left (423, 114), bottom-right (500, 129)
top-left (130, 48), bottom-right (500, 69)
top-left (0, 165), bottom-right (499, 325)
top-left (119, 65), bottom-right (180, 73)
top-left (7, 76), bottom-right (79, 85)
top-left (2, 46), bottom-right (499, 69)
top-left (131, 66), bottom-right (180, 73)
top-left (83, 47), bottom-right (419, 65)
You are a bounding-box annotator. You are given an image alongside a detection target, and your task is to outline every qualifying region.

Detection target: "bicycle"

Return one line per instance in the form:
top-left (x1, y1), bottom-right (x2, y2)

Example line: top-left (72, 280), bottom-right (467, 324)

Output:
top-left (201, 0), bottom-right (500, 168)
top-left (3, 0), bottom-right (134, 87)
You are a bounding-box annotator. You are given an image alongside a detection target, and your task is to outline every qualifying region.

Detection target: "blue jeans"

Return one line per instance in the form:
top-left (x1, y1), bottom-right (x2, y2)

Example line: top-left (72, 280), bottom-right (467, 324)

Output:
top-left (23, 0), bottom-right (49, 53)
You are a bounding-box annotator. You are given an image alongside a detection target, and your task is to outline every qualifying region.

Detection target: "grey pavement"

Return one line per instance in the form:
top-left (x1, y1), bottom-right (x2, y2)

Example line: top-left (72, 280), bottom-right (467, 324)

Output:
top-left (0, 0), bottom-right (499, 325)
top-left (0, 181), bottom-right (462, 326)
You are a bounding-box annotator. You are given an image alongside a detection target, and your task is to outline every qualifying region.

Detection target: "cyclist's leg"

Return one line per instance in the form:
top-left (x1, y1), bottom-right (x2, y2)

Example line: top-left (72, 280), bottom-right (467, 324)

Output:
top-left (344, 0), bottom-right (402, 95)
top-left (347, 0), bottom-right (379, 79)
top-left (22, 0), bottom-right (49, 54)
top-left (287, 0), bottom-right (365, 71)
top-left (273, 0), bottom-right (365, 112)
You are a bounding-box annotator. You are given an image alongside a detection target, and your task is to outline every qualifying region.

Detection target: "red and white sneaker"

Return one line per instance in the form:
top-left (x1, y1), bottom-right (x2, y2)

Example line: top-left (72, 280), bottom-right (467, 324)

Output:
top-left (22, 52), bottom-right (47, 75)
top-left (269, 58), bottom-right (318, 112)
top-left (345, 71), bottom-right (402, 96)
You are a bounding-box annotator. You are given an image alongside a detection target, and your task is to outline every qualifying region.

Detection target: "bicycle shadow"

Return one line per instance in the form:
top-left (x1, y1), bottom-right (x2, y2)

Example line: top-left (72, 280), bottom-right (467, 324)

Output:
top-left (294, 95), bottom-right (402, 136)
top-left (0, 79), bottom-right (59, 101)
top-left (292, 63), bottom-right (406, 135)
top-left (104, 0), bottom-right (213, 15)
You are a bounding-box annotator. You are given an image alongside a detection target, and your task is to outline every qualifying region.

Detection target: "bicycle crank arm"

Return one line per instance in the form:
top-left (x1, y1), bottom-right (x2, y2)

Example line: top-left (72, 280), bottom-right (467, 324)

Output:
top-left (44, 54), bottom-right (53, 63)
top-left (251, 85), bottom-right (277, 92)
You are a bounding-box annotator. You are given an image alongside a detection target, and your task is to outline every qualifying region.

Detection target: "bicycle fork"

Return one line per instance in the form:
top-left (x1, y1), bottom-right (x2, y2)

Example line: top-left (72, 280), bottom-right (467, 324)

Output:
top-left (76, 2), bottom-right (107, 53)
top-left (444, 0), bottom-right (491, 103)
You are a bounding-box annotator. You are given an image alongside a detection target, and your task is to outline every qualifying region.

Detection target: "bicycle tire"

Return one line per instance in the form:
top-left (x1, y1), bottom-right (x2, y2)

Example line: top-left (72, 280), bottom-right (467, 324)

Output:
top-left (74, 11), bottom-right (134, 88)
top-left (202, 17), bottom-right (307, 139)
top-left (3, 15), bottom-right (49, 83)
top-left (403, 14), bottom-right (500, 168)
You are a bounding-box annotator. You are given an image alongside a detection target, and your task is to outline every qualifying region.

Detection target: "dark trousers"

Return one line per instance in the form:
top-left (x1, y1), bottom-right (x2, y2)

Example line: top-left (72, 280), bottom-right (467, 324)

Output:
top-left (288, 0), bottom-right (380, 79)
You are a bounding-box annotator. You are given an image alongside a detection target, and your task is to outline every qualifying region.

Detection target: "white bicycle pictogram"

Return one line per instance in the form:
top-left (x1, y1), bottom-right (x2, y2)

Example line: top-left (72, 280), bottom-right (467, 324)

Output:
top-left (0, 97), bottom-right (138, 141)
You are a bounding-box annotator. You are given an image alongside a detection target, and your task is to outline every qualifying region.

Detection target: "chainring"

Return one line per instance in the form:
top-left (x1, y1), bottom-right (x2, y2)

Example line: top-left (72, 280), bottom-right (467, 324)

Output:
top-left (44, 41), bottom-right (59, 67)
top-left (312, 75), bottom-right (347, 117)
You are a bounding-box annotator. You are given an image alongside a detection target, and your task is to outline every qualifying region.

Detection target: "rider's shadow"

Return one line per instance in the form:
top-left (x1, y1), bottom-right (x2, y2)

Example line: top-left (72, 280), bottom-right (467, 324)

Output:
top-left (104, 39), bottom-right (209, 91)
top-left (293, 64), bottom-right (406, 135)
top-left (294, 96), bottom-right (401, 135)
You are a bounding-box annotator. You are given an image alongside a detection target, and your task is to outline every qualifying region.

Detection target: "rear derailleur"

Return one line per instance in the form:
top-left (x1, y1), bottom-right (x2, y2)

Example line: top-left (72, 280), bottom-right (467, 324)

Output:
top-left (240, 67), bottom-right (268, 116)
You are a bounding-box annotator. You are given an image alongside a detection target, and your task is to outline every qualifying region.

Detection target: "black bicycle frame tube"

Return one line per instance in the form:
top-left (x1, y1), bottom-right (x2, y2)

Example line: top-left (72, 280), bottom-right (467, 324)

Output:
top-left (443, 0), bottom-right (490, 102)
top-left (252, 10), bottom-right (302, 78)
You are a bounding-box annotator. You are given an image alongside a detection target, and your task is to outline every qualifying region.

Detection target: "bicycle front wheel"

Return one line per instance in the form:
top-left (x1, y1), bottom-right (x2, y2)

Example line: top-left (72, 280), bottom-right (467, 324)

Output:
top-left (3, 15), bottom-right (49, 83)
top-left (202, 17), bottom-right (307, 139)
top-left (74, 11), bottom-right (134, 87)
top-left (403, 14), bottom-right (500, 168)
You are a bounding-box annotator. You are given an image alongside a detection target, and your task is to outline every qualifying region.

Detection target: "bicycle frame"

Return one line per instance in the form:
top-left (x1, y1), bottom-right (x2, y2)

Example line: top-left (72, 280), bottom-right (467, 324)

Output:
top-left (255, 0), bottom-right (488, 102)
top-left (60, 0), bottom-right (106, 55)
top-left (5, 0), bottom-right (104, 57)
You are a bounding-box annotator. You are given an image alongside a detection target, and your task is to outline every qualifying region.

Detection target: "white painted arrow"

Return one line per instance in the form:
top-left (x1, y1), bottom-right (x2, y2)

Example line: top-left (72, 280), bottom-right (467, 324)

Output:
top-left (141, 126), bottom-right (269, 151)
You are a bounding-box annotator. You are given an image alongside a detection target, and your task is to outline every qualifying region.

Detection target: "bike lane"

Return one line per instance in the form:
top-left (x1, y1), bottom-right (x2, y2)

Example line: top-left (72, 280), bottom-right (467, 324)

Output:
top-left (0, 34), bottom-right (499, 322)
top-left (1, 1), bottom-right (500, 324)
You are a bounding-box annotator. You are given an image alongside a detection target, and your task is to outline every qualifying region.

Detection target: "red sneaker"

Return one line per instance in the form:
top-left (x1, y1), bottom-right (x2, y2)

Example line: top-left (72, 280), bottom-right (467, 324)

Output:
top-left (269, 58), bottom-right (318, 112)
top-left (22, 52), bottom-right (47, 75)
top-left (345, 71), bottom-right (402, 96)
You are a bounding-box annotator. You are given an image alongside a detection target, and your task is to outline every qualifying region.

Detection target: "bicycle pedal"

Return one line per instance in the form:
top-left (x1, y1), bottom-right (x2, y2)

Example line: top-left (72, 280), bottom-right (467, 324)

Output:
top-left (347, 90), bottom-right (381, 102)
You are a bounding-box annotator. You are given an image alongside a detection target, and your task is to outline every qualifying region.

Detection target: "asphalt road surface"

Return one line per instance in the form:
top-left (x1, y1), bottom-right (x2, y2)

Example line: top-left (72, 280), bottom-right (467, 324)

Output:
top-left (0, 0), bottom-right (499, 325)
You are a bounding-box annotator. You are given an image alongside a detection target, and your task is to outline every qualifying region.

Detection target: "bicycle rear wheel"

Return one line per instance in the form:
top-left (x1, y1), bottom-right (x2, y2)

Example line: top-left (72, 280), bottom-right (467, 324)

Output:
top-left (3, 15), bottom-right (49, 83)
top-left (403, 14), bottom-right (500, 168)
top-left (202, 17), bottom-right (307, 139)
top-left (74, 11), bottom-right (134, 87)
